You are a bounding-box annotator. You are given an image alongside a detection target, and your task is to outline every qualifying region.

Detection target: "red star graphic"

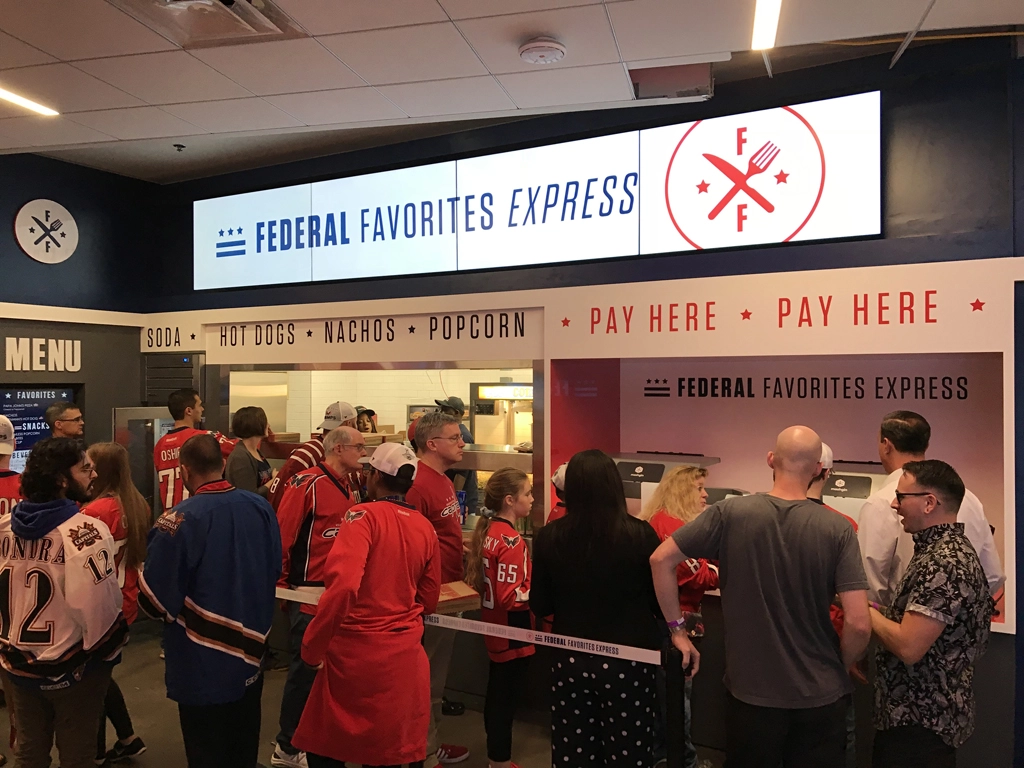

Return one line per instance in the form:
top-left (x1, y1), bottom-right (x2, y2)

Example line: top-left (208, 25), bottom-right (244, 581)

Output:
top-left (970, 299), bottom-right (985, 312)
top-left (774, 170), bottom-right (789, 184)
top-left (740, 309), bottom-right (752, 320)
top-left (696, 180), bottom-right (710, 194)
top-left (561, 317), bottom-right (570, 327)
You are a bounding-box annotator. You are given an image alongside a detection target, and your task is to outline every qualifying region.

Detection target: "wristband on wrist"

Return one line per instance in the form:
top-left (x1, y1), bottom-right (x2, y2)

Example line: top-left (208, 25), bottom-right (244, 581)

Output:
top-left (666, 616), bottom-right (687, 630)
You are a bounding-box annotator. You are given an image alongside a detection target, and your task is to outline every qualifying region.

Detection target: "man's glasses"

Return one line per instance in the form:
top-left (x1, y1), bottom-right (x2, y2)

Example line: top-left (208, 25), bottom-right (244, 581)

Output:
top-left (58, 416), bottom-right (84, 423)
top-left (894, 491), bottom-right (936, 505)
top-left (432, 435), bottom-right (464, 444)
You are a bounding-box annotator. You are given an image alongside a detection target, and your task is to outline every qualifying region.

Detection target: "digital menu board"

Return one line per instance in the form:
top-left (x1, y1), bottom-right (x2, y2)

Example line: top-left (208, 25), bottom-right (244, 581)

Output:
top-left (0, 386), bottom-right (77, 473)
top-left (194, 91), bottom-right (880, 290)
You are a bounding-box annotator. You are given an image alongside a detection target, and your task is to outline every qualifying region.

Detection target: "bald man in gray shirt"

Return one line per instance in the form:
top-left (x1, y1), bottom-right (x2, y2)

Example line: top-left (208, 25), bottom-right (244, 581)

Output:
top-left (651, 426), bottom-right (871, 768)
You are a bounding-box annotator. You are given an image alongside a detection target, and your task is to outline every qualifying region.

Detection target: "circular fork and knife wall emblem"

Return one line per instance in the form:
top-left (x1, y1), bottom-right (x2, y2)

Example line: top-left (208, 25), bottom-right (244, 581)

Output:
top-left (14, 199), bottom-right (79, 264)
top-left (664, 106), bottom-right (826, 250)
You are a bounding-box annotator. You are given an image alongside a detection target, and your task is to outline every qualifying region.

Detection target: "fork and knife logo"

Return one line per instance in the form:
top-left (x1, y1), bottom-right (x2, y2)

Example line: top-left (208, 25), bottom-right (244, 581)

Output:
top-left (703, 141), bottom-right (780, 221)
top-left (31, 215), bottom-right (64, 251)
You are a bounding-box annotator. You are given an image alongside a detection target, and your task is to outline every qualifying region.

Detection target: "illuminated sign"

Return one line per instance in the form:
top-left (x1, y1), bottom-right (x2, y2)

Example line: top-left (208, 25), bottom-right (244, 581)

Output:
top-left (477, 385), bottom-right (534, 400)
top-left (194, 92), bottom-right (880, 290)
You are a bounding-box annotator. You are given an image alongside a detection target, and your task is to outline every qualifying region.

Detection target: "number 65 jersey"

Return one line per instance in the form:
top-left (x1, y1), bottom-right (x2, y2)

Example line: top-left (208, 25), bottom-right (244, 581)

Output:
top-left (480, 517), bottom-right (534, 663)
top-left (0, 499), bottom-right (128, 689)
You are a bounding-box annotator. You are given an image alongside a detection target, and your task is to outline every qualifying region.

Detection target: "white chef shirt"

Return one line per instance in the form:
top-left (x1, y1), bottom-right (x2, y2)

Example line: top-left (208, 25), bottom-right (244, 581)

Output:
top-left (857, 469), bottom-right (1006, 605)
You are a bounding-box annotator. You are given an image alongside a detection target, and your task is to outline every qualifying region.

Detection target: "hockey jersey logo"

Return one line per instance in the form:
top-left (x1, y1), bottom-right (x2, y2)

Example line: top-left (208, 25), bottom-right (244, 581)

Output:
top-left (439, 499), bottom-right (461, 519)
top-left (155, 511), bottom-right (185, 537)
top-left (68, 521), bottom-right (101, 551)
top-left (289, 473), bottom-right (317, 491)
top-left (501, 534), bottom-right (521, 548)
top-left (344, 509), bottom-right (366, 524)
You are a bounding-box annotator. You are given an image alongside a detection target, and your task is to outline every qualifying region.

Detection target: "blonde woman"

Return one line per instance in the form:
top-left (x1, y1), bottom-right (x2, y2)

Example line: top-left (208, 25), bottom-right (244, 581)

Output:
top-left (641, 466), bottom-right (718, 768)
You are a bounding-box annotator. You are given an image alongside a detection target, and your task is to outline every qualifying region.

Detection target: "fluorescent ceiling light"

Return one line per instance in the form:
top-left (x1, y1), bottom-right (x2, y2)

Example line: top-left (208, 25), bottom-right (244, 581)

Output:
top-left (0, 87), bottom-right (59, 116)
top-left (751, 0), bottom-right (782, 50)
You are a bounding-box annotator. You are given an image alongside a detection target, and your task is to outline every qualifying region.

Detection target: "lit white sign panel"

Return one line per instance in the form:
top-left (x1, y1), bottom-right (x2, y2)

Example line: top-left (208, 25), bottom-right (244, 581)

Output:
top-left (194, 92), bottom-right (880, 290)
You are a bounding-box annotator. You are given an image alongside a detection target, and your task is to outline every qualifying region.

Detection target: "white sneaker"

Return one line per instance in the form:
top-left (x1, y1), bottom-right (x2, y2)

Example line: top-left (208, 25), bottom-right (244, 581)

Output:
top-left (270, 745), bottom-right (308, 768)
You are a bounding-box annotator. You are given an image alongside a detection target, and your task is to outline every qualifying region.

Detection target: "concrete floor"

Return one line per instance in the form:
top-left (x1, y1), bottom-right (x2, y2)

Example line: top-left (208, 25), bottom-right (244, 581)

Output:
top-left (0, 620), bottom-right (725, 768)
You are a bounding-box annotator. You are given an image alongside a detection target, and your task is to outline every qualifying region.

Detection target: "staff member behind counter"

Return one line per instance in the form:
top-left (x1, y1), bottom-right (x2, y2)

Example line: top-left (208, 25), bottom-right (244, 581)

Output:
top-left (293, 443), bottom-right (441, 768)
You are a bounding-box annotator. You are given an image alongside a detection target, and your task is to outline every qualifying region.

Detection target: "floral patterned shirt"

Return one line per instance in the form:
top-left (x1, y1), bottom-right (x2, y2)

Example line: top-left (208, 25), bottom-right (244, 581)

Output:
top-left (874, 523), bottom-right (992, 748)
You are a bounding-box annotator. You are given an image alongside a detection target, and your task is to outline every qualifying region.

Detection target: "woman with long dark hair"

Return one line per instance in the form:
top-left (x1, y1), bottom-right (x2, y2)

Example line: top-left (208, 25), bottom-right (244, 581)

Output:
top-left (83, 442), bottom-right (149, 763)
top-left (531, 449), bottom-right (663, 767)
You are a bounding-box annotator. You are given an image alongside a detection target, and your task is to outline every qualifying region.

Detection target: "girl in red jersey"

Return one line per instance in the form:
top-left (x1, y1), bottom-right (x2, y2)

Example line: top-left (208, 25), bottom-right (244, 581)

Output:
top-left (83, 442), bottom-right (150, 763)
top-left (641, 466), bottom-right (718, 768)
top-left (465, 468), bottom-right (534, 768)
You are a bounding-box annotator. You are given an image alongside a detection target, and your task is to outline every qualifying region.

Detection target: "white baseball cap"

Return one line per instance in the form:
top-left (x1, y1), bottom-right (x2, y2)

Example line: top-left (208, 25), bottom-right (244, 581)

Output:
top-left (318, 401), bottom-right (358, 430)
top-left (361, 442), bottom-right (418, 477)
top-left (820, 442), bottom-right (834, 470)
top-left (0, 416), bottom-right (14, 456)
top-left (551, 462), bottom-right (568, 491)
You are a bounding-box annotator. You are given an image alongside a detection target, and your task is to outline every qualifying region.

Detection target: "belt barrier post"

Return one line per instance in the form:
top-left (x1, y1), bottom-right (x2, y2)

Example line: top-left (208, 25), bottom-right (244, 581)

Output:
top-left (662, 641), bottom-right (686, 768)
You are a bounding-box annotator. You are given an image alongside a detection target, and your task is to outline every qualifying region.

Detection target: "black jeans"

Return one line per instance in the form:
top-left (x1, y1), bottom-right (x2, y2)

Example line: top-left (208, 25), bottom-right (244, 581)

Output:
top-left (96, 677), bottom-right (134, 758)
top-left (307, 755), bottom-right (424, 768)
top-left (277, 603), bottom-right (317, 754)
top-left (178, 675), bottom-right (263, 768)
top-left (873, 725), bottom-right (956, 768)
top-left (484, 656), bottom-right (529, 762)
top-left (724, 693), bottom-right (849, 768)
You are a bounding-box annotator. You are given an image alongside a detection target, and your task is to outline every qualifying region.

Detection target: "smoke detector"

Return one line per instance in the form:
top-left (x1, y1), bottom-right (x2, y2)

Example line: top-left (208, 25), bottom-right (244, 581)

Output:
top-left (519, 37), bottom-right (567, 65)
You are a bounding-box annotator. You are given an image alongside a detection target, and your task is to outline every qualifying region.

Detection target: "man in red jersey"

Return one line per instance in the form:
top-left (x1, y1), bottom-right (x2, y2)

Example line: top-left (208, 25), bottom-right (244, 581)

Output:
top-left (294, 442), bottom-right (441, 768)
top-left (272, 425), bottom-right (364, 768)
top-left (0, 416), bottom-right (21, 517)
top-left (406, 411), bottom-right (469, 766)
top-left (267, 401), bottom-right (358, 510)
top-left (152, 389), bottom-right (236, 513)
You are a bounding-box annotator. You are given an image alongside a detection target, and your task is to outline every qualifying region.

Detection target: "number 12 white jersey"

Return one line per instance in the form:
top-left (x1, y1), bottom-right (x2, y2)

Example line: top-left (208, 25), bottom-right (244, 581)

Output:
top-left (0, 510), bottom-right (127, 689)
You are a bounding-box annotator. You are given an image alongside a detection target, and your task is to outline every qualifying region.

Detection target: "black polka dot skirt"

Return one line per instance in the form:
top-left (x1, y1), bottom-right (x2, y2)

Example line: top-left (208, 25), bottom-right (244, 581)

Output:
top-left (549, 650), bottom-right (656, 767)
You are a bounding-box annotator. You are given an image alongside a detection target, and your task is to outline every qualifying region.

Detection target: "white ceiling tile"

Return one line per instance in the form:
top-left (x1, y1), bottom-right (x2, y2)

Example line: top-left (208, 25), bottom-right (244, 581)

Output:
top-left (377, 76), bottom-right (514, 117)
top-left (266, 87), bottom-right (406, 125)
top-left (75, 51), bottom-right (253, 105)
top-left (0, 31), bottom-right (57, 70)
top-left (608, 0), bottom-right (753, 61)
top-left (190, 39), bottom-right (364, 97)
top-left (775, 0), bottom-right (919, 47)
top-left (319, 23), bottom-right (488, 85)
top-left (439, 0), bottom-right (603, 20)
top-left (0, 63), bottom-right (144, 114)
top-left (926, 0), bottom-right (1024, 28)
top-left (457, 5), bottom-right (620, 75)
top-left (0, 0), bottom-right (177, 60)
top-left (497, 62), bottom-right (632, 108)
top-left (0, 115), bottom-right (115, 148)
top-left (66, 106), bottom-right (206, 140)
top-left (162, 98), bottom-right (303, 133)
top-left (277, 0), bottom-right (449, 35)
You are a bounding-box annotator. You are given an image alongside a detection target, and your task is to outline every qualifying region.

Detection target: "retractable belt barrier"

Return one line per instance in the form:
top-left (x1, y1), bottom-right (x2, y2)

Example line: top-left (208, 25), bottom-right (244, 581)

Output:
top-left (277, 587), bottom-right (687, 768)
top-left (276, 587), bottom-right (661, 665)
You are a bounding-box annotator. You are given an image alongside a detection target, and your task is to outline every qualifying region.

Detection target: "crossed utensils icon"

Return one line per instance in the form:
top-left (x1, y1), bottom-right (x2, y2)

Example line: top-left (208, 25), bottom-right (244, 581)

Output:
top-left (32, 214), bottom-right (64, 251)
top-left (702, 141), bottom-right (780, 221)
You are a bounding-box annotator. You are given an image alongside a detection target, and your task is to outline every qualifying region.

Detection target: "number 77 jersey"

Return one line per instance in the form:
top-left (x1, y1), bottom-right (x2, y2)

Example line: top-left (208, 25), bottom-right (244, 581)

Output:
top-left (0, 507), bottom-right (128, 688)
top-left (154, 426), bottom-right (236, 512)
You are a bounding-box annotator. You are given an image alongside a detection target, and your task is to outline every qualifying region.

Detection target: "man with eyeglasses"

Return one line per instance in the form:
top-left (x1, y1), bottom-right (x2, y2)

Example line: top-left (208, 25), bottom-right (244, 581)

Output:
top-left (272, 426), bottom-right (365, 768)
top-left (406, 411), bottom-right (470, 767)
top-left (45, 401), bottom-right (84, 440)
top-left (869, 460), bottom-right (992, 767)
top-left (857, 411), bottom-right (1004, 608)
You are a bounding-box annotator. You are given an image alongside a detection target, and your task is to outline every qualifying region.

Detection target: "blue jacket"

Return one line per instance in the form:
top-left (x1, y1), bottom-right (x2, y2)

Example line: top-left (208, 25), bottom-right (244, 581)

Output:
top-left (140, 480), bottom-right (281, 706)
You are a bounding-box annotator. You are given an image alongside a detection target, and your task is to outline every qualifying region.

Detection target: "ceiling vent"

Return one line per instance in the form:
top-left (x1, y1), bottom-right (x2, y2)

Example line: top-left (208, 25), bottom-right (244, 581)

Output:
top-left (106, 0), bottom-right (306, 48)
top-left (629, 63), bottom-right (714, 102)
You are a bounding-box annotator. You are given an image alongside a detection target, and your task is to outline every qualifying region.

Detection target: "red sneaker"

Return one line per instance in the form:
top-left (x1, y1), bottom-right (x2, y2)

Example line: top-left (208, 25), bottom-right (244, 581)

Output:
top-left (436, 744), bottom-right (470, 764)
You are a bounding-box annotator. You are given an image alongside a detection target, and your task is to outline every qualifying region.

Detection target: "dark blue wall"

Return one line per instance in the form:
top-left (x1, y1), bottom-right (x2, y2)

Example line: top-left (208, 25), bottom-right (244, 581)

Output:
top-left (0, 154), bottom-right (158, 312)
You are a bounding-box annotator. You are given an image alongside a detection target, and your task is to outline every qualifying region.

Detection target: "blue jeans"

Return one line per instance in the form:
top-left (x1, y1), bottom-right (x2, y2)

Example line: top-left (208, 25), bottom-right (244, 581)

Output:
top-left (276, 603), bottom-right (316, 754)
top-left (653, 667), bottom-right (698, 768)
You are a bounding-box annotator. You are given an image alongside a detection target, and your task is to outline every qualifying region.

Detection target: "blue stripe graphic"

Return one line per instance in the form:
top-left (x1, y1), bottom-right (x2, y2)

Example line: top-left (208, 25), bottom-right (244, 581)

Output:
top-left (216, 239), bottom-right (245, 248)
top-left (216, 249), bottom-right (245, 258)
